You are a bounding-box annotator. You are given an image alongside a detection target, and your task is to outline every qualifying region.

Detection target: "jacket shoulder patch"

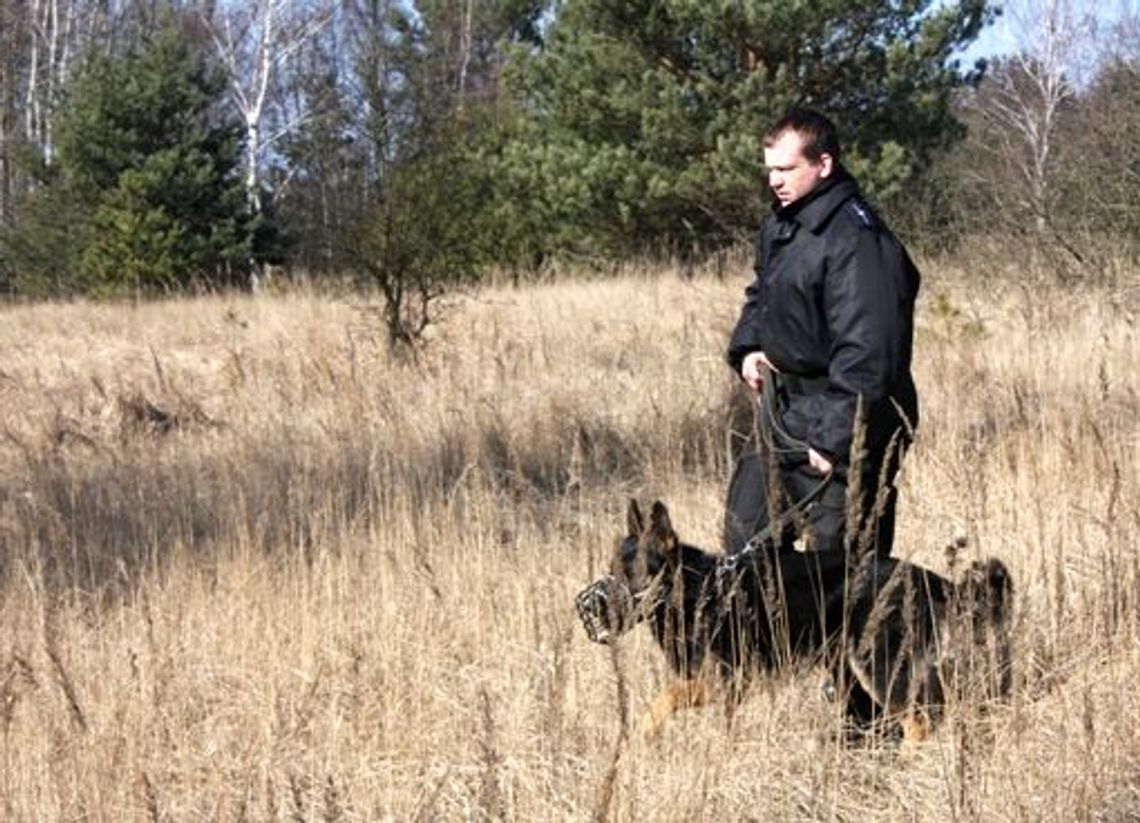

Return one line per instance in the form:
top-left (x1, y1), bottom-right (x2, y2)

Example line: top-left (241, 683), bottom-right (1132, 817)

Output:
top-left (847, 200), bottom-right (877, 229)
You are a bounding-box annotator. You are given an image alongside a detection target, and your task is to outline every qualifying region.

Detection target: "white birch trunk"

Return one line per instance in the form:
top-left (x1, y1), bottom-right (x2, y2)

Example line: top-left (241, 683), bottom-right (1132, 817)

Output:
top-left (457, 0), bottom-right (473, 99)
top-left (206, 0), bottom-right (330, 218)
top-left (25, 0), bottom-right (43, 147)
top-left (982, 0), bottom-right (1089, 234)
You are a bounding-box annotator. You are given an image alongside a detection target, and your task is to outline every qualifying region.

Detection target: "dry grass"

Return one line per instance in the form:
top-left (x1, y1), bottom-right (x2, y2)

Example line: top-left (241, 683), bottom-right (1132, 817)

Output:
top-left (0, 256), bottom-right (1138, 820)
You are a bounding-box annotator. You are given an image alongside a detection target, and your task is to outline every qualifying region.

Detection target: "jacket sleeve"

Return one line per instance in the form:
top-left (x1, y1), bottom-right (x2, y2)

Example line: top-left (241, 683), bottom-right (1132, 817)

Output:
top-left (810, 227), bottom-right (907, 461)
top-left (726, 231), bottom-right (767, 374)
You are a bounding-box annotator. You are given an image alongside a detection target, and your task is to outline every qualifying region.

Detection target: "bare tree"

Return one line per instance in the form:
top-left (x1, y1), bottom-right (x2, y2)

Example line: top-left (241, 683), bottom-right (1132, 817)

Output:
top-left (1053, 3), bottom-right (1140, 250)
top-left (955, 0), bottom-right (1140, 269)
top-left (1, 0), bottom-right (110, 218)
top-left (22, 0), bottom-right (82, 164)
top-left (973, 0), bottom-right (1093, 238)
top-left (202, 0), bottom-right (332, 216)
top-left (0, 0), bottom-right (21, 220)
top-left (457, 0), bottom-right (473, 99)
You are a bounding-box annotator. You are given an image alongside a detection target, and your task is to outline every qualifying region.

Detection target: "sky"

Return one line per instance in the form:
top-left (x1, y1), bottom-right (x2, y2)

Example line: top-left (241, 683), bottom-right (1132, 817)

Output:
top-left (957, 0), bottom-right (1139, 68)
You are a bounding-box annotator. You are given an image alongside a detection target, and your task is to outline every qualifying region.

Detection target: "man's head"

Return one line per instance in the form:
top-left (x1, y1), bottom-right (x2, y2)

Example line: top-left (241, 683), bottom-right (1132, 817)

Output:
top-left (762, 109), bottom-right (841, 207)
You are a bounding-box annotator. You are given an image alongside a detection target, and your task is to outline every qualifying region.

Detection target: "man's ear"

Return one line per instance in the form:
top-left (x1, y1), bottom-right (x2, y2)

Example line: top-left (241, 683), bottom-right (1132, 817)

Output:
top-left (627, 499), bottom-right (644, 537)
top-left (818, 152), bottom-right (835, 178)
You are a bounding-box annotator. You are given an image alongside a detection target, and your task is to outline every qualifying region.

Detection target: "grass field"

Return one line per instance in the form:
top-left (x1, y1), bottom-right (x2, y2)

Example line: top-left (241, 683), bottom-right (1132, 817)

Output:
top-left (1, 257), bottom-right (1138, 820)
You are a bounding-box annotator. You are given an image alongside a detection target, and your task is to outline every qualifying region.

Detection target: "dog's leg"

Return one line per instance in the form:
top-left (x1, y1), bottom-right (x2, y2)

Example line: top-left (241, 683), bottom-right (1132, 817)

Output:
top-left (640, 678), bottom-right (715, 739)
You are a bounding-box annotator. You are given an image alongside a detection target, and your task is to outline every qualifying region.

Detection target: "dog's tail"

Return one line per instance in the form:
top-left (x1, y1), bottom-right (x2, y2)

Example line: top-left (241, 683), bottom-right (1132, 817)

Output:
top-left (959, 557), bottom-right (1013, 626)
top-left (956, 557), bottom-right (1015, 701)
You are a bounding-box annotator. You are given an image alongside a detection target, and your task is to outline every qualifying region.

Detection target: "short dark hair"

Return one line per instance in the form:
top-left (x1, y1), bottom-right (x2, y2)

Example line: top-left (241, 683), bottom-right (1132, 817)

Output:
top-left (764, 109), bottom-right (841, 163)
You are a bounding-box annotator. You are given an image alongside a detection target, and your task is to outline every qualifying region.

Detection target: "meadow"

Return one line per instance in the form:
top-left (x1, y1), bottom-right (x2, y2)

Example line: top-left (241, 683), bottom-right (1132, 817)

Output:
top-left (1, 254), bottom-right (1138, 821)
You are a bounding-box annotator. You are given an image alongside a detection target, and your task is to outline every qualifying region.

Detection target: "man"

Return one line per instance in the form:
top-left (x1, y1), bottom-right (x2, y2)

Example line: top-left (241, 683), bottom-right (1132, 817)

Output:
top-left (725, 109), bottom-right (920, 559)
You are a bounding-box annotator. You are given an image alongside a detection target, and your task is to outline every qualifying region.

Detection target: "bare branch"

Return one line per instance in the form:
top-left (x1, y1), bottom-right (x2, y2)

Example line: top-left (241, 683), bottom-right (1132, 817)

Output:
top-left (202, 0), bottom-right (334, 214)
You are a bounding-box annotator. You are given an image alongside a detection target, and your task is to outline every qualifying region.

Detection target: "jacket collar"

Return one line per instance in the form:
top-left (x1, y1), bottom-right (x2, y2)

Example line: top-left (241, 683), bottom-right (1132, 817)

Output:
top-left (772, 167), bottom-right (859, 234)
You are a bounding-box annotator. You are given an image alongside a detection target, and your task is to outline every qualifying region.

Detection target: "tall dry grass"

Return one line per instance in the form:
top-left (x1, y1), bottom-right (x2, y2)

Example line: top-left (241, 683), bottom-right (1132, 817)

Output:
top-left (0, 257), bottom-right (1138, 820)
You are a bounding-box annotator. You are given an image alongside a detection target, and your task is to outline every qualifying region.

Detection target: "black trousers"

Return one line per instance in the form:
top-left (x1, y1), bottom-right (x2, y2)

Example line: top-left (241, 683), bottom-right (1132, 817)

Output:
top-left (724, 435), bottom-right (906, 559)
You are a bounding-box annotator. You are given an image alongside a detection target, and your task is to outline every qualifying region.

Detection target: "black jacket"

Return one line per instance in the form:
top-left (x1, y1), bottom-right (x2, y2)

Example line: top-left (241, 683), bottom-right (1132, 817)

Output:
top-left (727, 170), bottom-right (920, 464)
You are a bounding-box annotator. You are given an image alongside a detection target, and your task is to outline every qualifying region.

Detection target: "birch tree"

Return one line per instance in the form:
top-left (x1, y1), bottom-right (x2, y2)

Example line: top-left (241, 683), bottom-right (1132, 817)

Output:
top-left (0, 0), bottom-right (21, 221)
top-left (971, 0), bottom-right (1092, 239)
top-left (0, 0), bottom-right (119, 221)
top-left (203, 0), bottom-right (332, 215)
top-left (22, 0), bottom-right (80, 164)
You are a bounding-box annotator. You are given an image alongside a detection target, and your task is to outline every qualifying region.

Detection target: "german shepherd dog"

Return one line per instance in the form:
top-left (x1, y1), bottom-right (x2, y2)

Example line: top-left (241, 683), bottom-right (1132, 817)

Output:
top-left (575, 500), bottom-right (1013, 741)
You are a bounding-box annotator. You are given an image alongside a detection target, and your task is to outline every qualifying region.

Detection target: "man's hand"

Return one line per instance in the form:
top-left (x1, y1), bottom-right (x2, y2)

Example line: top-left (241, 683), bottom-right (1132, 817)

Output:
top-left (741, 351), bottom-right (779, 391)
top-left (808, 448), bottom-right (833, 475)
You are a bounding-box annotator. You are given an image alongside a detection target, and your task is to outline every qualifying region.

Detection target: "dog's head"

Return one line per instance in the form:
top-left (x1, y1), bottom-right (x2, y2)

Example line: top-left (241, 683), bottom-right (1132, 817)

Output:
top-left (575, 499), bottom-right (681, 644)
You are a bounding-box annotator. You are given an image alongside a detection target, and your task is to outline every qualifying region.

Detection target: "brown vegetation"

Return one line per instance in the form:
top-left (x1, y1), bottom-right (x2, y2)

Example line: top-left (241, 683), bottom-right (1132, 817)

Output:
top-left (1, 256), bottom-right (1139, 820)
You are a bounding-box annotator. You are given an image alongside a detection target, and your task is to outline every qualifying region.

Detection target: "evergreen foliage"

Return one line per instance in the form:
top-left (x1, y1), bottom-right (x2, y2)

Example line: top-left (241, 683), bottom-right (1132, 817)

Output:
top-left (2, 1), bottom-right (1137, 302)
top-left (3, 21), bottom-right (251, 296)
top-left (0, 168), bottom-right (90, 296)
top-left (495, 0), bottom-right (992, 261)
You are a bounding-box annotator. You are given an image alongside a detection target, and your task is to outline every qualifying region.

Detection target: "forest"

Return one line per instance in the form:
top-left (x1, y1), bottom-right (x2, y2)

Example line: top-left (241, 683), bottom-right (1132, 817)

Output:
top-left (1, 1), bottom-right (1137, 333)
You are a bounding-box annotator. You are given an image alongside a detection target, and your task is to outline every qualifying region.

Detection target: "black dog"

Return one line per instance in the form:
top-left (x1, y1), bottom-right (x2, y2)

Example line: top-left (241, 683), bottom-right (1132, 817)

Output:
top-left (576, 499), bottom-right (1013, 740)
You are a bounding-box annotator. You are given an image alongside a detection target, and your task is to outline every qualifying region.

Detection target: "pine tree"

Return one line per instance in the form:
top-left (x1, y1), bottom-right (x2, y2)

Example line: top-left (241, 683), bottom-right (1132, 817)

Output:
top-left (6, 19), bottom-right (252, 296)
top-left (495, 0), bottom-right (992, 261)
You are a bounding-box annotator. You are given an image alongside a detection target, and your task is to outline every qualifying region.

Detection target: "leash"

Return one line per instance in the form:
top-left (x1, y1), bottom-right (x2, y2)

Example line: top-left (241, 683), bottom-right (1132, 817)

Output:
top-left (720, 368), bottom-right (834, 573)
top-left (577, 369), bottom-right (839, 642)
top-left (577, 370), bottom-right (836, 642)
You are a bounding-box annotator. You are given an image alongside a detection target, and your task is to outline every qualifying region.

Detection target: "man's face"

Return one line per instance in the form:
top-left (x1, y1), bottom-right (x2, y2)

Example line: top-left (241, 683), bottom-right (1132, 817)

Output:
top-left (763, 130), bottom-right (833, 207)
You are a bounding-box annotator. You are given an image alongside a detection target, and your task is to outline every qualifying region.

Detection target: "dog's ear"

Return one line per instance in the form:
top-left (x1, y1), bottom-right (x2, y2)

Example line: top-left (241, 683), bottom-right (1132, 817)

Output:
top-left (627, 499), bottom-right (645, 536)
top-left (648, 500), bottom-right (680, 564)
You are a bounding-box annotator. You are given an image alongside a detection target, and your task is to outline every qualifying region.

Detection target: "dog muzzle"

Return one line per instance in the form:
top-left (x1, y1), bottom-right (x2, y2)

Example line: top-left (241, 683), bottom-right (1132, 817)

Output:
top-left (575, 575), bottom-right (635, 644)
